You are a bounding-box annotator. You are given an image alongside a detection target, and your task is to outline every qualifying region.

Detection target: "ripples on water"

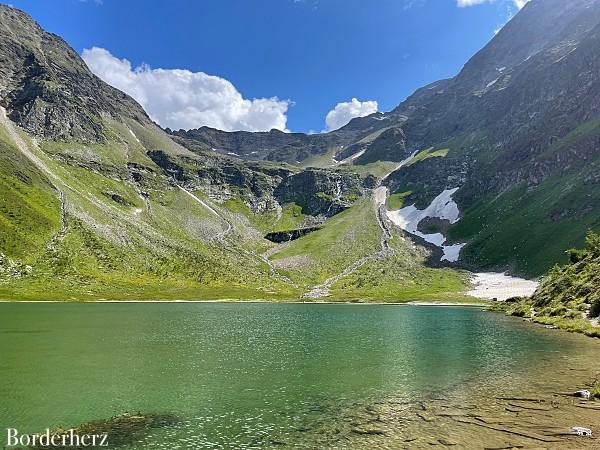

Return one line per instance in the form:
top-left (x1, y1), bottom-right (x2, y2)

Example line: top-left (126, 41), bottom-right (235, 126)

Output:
top-left (1, 303), bottom-right (599, 448)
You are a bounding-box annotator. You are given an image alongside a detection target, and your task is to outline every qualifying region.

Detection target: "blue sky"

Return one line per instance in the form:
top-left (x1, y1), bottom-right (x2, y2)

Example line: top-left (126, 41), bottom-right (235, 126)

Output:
top-left (5, 0), bottom-right (524, 133)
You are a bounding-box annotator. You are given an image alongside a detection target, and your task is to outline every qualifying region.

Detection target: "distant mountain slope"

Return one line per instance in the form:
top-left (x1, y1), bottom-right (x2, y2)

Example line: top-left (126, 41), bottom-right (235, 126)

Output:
top-left (172, 0), bottom-right (600, 278)
top-left (168, 113), bottom-right (405, 165)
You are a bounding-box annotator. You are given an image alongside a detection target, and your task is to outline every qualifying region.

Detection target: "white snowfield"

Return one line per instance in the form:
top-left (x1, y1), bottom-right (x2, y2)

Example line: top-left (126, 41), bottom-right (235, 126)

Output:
top-left (386, 188), bottom-right (466, 262)
top-left (466, 273), bottom-right (539, 301)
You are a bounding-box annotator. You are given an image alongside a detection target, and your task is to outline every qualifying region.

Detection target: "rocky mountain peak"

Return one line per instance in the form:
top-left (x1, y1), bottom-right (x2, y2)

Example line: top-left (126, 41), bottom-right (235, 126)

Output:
top-left (0, 4), bottom-right (150, 143)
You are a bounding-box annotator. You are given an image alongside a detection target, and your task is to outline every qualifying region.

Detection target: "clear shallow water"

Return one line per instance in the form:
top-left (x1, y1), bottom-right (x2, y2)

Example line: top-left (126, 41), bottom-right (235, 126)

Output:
top-left (1, 303), bottom-right (599, 449)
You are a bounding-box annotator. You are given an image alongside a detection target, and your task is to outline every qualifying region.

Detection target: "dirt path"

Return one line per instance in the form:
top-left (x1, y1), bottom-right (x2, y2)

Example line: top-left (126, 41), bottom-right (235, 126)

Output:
top-left (178, 184), bottom-right (295, 286)
top-left (177, 185), bottom-right (233, 239)
top-left (303, 152), bottom-right (416, 299)
top-left (46, 189), bottom-right (68, 252)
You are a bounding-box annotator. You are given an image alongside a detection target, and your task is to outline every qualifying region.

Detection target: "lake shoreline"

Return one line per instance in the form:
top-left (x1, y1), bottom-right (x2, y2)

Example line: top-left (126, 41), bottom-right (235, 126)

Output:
top-left (0, 299), bottom-right (489, 306)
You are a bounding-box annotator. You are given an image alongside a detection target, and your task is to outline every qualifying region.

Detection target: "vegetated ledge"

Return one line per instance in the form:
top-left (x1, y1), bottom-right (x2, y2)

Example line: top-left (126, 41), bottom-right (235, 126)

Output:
top-left (265, 226), bottom-right (321, 243)
top-left (491, 231), bottom-right (600, 338)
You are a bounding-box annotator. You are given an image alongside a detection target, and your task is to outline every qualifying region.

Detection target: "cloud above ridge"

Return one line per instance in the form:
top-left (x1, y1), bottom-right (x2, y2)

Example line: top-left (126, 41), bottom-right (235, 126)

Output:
top-left (82, 47), bottom-right (290, 132)
top-left (325, 98), bottom-right (378, 131)
top-left (456, 0), bottom-right (529, 8)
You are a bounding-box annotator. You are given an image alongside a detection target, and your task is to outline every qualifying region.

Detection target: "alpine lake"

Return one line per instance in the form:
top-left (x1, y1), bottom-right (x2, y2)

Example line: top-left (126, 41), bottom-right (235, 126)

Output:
top-left (1, 303), bottom-right (599, 449)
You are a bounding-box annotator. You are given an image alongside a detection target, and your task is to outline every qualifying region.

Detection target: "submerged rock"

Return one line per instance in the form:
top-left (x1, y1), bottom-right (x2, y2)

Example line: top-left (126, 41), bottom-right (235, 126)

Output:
top-left (21, 412), bottom-right (180, 449)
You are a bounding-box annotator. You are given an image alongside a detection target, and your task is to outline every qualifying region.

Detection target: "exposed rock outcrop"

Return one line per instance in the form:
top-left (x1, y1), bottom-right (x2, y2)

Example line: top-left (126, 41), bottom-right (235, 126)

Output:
top-left (0, 5), bottom-right (151, 142)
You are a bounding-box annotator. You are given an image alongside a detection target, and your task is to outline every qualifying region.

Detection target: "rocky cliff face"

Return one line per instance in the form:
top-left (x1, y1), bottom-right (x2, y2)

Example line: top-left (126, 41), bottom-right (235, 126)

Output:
top-left (274, 169), bottom-right (363, 217)
top-left (148, 149), bottom-right (365, 218)
top-left (0, 5), bottom-right (150, 142)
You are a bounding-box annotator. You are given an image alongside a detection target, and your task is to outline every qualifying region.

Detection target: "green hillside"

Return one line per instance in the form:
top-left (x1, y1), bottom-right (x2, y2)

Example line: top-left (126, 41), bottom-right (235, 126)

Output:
top-left (500, 232), bottom-right (600, 337)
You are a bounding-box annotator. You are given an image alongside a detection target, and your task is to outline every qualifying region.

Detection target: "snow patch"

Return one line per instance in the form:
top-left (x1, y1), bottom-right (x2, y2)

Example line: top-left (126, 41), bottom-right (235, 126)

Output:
top-left (386, 188), bottom-right (465, 262)
top-left (350, 149), bottom-right (366, 160)
top-left (442, 244), bottom-right (466, 262)
top-left (466, 273), bottom-right (539, 301)
top-left (380, 150), bottom-right (419, 182)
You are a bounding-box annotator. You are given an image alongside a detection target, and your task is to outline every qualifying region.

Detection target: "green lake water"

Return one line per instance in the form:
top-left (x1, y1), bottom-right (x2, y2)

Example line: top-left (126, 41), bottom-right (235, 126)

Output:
top-left (1, 303), bottom-right (599, 449)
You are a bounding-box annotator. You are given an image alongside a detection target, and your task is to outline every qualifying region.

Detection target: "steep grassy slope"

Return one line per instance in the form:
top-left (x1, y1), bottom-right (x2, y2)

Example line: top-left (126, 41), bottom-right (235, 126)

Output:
top-left (532, 232), bottom-right (600, 311)
top-left (329, 236), bottom-right (469, 302)
top-left (450, 173), bottom-right (600, 277)
top-left (0, 122), bottom-right (61, 262)
top-left (384, 106), bottom-right (600, 277)
top-left (0, 115), bottom-right (299, 300)
top-left (269, 198), bottom-right (384, 287)
top-left (499, 232), bottom-right (600, 337)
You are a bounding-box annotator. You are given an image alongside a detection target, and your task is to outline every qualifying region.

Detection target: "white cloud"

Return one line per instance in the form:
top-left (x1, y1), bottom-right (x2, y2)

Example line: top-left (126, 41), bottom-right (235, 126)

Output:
top-left (82, 47), bottom-right (290, 132)
top-left (457, 0), bottom-right (529, 8)
top-left (325, 98), bottom-right (378, 131)
top-left (457, 0), bottom-right (490, 6)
